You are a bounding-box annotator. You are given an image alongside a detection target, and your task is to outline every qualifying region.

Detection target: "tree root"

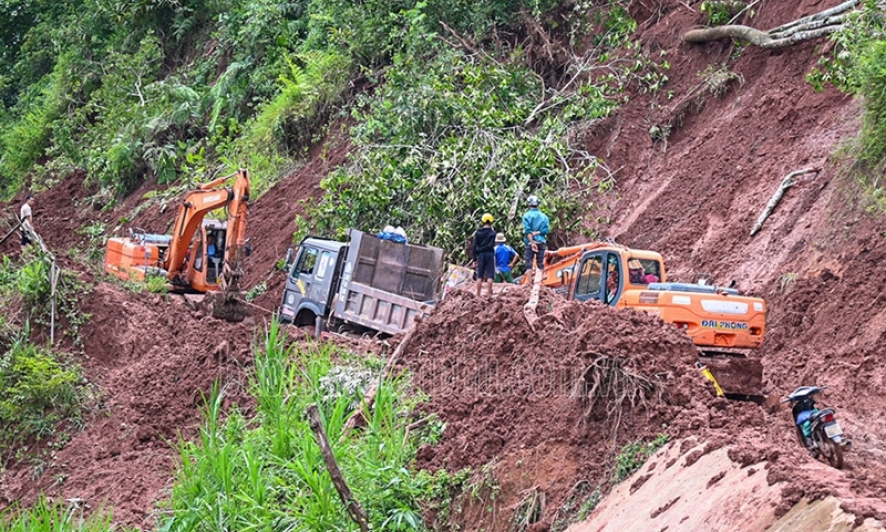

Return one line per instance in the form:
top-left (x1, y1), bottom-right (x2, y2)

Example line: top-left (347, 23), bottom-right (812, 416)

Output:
top-left (575, 354), bottom-right (664, 439)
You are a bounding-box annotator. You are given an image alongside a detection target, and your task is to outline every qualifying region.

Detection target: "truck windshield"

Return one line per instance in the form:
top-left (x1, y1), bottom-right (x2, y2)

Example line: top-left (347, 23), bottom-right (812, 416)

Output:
top-left (293, 247), bottom-right (318, 278)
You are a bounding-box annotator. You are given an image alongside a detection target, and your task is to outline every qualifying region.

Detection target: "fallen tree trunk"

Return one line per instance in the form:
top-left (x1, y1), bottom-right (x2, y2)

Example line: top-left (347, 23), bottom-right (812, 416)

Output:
top-left (683, 23), bottom-right (844, 48)
top-left (683, 0), bottom-right (861, 48)
top-left (523, 268), bottom-right (544, 330)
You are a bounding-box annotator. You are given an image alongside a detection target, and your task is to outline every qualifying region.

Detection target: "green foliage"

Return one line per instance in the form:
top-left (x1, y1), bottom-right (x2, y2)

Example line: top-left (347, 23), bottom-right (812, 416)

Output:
top-left (218, 49), bottom-right (353, 197)
top-left (611, 433), bottom-right (669, 484)
top-left (0, 70), bottom-right (66, 197)
top-left (552, 481), bottom-right (602, 532)
top-left (307, 44), bottom-right (616, 260)
top-left (144, 274), bottom-right (170, 294)
top-left (0, 496), bottom-right (128, 532)
top-left (0, 251), bottom-right (91, 349)
top-left (699, 1), bottom-right (749, 26)
top-left (157, 320), bottom-right (461, 531)
top-left (0, 338), bottom-right (87, 452)
top-left (71, 221), bottom-right (108, 268)
top-left (808, 0), bottom-right (886, 173)
top-left (245, 281), bottom-right (268, 302)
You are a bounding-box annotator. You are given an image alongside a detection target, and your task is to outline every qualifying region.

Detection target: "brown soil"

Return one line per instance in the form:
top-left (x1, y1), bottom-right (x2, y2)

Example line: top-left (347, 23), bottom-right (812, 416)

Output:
top-left (400, 286), bottom-right (768, 531)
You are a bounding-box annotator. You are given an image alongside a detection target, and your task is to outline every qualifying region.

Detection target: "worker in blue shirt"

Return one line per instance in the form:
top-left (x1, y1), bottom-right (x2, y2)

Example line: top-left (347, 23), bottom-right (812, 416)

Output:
top-left (493, 233), bottom-right (519, 283)
top-left (207, 234), bottom-right (218, 257)
top-left (522, 194), bottom-right (549, 272)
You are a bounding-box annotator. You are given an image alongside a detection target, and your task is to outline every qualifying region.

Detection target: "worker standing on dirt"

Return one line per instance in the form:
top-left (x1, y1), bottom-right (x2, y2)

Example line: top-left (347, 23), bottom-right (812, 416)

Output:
top-left (19, 194), bottom-right (34, 248)
top-left (493, 232), bottom-right (519, 283)
top-left (473, 213), bottom-right (497, 297)
top-left (522, 195), bottom-right (549, 272)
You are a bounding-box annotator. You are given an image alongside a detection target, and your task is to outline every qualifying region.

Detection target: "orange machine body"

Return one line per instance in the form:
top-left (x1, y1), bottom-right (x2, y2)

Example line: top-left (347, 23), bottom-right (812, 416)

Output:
top-left (103, 169), bottom-right (250, 293)
top-left (526, 242), bottom-right (766, 350)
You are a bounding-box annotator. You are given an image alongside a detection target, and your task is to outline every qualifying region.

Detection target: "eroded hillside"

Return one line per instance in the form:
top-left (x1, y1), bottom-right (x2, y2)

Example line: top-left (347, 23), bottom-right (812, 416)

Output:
top-left (1, 0), bottom-right (885, 530)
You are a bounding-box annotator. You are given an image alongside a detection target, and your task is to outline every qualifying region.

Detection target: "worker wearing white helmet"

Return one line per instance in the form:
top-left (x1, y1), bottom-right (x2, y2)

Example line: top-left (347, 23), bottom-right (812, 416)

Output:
top-left (522, 194), bottom-right (550, 272)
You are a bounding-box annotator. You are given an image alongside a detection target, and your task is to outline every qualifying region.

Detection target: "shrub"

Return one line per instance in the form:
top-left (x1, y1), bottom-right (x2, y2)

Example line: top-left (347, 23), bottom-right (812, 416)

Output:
top-left (0, 339), bottom-right (87, 451)
top-left (808, 0), bottom-right (886, 172)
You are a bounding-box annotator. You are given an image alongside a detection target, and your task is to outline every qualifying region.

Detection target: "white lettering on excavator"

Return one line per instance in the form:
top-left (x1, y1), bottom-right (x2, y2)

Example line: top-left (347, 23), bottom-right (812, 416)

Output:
top-left (701, 320), bottom-right (749, 330)
top-left (203, 194), bottom-right (222, 204)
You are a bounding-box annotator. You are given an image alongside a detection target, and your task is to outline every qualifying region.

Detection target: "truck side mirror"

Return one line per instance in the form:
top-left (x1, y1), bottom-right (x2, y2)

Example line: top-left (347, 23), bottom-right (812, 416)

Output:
top-left (282, 248), bottom-right (294, 271)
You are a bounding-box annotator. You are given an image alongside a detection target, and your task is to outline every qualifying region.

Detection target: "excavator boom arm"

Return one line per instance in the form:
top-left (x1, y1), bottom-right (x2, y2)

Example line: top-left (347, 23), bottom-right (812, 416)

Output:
top-left (164, 170), bottom-right (251, 288)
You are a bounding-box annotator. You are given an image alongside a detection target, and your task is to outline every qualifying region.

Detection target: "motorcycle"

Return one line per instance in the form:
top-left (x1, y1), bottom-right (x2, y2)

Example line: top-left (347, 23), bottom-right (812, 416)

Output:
top-left (782, 385), bottom-right (847, 469)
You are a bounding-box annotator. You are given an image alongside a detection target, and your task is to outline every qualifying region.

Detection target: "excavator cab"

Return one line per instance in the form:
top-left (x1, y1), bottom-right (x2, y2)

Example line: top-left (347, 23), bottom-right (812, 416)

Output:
top-left (570, 249), bottom-right (665, 305)
top-left (180, 220), bottom-right (228, 292)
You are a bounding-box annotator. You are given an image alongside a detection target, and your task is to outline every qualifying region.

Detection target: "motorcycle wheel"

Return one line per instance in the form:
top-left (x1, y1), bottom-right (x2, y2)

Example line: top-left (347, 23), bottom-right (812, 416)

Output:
top-left (815, 427), bottom-right (844, 469)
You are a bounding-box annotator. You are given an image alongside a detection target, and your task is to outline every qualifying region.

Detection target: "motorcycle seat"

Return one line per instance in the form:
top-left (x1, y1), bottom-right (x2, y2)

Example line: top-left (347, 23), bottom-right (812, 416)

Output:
top-left (795, 410), bottom-right (815, 425)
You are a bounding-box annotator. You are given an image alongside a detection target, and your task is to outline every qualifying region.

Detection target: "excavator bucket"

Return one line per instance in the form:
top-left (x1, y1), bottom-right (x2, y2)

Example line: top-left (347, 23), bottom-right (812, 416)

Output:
top-left (699, 352), bottom-right (764, 402)
top-left (203, 291), bottom-right (248, 322)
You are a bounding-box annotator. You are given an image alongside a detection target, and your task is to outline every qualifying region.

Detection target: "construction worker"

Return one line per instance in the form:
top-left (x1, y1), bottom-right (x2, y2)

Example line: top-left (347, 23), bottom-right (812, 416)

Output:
top-left (19, 194), bottom-right (34, 248)
top-left (522, 194), bottom-right (549, 272)
top-left (473, 213), bottom-right (496, 297)
top-left (207, 234), bottom-right (218, 257)
top-left (493, 232), bottom-right (519, 283)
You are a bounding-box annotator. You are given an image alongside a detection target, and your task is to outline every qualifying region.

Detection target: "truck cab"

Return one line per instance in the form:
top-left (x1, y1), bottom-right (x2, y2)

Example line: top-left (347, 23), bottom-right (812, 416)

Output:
top-left (279, 237), bottom-right (347, 326)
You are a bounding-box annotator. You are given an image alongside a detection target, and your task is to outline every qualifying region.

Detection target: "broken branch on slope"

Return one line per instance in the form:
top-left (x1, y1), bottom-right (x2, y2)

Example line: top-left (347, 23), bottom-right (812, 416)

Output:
top-left (750, 167), bottom-right (819, 236)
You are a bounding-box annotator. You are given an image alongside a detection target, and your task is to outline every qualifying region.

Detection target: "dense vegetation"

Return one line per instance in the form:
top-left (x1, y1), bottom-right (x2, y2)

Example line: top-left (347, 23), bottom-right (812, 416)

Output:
top-left (0, 0), bottom-right (673, 258)
top-left (809, 0), bottom-right (886, 208)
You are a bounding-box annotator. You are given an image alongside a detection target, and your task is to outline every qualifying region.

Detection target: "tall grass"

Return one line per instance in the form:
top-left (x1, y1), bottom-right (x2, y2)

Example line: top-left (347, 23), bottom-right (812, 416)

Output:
top-left (0, 497), bottom-right (127, 532)
top-left (157, 320), bottom-right (432, 531)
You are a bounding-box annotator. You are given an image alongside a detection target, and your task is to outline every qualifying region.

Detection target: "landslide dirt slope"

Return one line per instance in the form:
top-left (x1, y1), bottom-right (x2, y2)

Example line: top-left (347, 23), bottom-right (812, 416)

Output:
top-left (2, 0), bottom-right (886, 529)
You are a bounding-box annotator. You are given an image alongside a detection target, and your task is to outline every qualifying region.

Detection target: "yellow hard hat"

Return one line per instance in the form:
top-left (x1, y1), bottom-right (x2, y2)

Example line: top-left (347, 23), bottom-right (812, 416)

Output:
top-left (481, 213), bottom-right (494, 224)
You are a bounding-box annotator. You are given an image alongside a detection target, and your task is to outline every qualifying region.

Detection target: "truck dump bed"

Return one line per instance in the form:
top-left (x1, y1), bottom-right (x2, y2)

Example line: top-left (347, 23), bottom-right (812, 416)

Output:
top-left (333, 229), bottom-right (444, 335)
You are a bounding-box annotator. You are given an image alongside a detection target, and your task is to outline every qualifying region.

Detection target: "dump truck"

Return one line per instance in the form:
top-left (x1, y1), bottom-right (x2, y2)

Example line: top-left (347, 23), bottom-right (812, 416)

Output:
top-left (523, 242), bottom-right (766, 398)
top-left (279, 229), bottom-right (445, 335)
top-left (104, 169), bottom-right (251, 320)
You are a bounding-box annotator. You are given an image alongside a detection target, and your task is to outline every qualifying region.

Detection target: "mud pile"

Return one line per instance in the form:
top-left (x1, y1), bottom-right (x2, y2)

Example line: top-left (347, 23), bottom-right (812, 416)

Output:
top-left (399, 286), bottom-right (766, 530)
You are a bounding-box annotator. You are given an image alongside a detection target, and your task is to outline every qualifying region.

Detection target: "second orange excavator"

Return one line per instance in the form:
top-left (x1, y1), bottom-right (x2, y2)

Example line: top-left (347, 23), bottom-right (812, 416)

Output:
top-left (104, 169), bottom-right (251, 321)
top-left (522, 241), bottom-right (766, 399)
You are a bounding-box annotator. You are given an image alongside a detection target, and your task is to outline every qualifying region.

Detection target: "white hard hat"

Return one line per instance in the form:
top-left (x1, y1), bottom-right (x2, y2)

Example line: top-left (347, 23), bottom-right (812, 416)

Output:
top-left (527, 195), bottom-right (540, 207)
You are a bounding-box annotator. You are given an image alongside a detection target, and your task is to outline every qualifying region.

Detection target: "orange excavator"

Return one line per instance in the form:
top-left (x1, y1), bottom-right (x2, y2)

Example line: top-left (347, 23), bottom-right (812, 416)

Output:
top-left (104, 169), bottom-right (251, 321)
top-left (523, 241), bottom-right (766, 399)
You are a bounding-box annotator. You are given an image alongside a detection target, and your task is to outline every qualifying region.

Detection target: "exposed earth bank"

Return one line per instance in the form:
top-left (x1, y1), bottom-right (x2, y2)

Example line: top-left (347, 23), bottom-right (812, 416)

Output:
top-left (2, 0), bottom-right (886, 529)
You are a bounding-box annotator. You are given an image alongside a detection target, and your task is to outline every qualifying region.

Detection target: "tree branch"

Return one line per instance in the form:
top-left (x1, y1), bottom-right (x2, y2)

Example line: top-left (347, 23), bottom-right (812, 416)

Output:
top-left (306, 404), bottom-right (370, 532)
